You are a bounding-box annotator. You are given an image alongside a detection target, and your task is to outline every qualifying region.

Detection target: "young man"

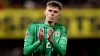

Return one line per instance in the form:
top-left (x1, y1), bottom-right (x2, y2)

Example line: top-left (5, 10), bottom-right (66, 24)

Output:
top-left (24, 1), bottom-right (67, 56)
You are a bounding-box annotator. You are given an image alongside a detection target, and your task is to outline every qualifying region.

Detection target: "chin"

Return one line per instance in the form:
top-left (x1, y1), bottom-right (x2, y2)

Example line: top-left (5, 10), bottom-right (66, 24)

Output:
top-left (48, 20), bottom-right (53, 22)
top-left (49, 19), bottom-right (54, 21)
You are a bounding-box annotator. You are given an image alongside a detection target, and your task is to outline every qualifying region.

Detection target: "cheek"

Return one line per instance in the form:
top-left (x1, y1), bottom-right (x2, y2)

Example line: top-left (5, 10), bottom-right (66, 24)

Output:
top-left (46, 11), bottom-right (50, 15)
top-left (55, 14), bottom-right (60, 17)
top-left (45, 12), bottom-right (49, 16)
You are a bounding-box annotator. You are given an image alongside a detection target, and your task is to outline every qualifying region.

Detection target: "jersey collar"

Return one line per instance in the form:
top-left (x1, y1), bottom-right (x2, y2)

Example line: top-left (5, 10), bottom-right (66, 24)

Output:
top-left (43, 22), bottom-right (56, 28)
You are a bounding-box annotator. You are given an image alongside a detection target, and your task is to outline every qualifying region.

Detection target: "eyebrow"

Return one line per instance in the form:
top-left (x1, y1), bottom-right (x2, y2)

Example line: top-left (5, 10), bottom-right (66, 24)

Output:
top-left (54, 10), bottom-right (58, 13)
top-left (48, 9), bottom-right (59, 12)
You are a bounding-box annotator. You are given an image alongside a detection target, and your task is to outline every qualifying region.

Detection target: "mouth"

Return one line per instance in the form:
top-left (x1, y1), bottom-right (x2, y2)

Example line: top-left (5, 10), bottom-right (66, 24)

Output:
top-left (49, 17), bottom-right (54, 20)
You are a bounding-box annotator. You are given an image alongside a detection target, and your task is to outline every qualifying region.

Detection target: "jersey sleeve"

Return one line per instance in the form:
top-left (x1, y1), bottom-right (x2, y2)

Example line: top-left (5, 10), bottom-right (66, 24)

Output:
top-left (23, 24), bottom-right (41, 56)
top-left (51, 26), bottom-right (67, 56)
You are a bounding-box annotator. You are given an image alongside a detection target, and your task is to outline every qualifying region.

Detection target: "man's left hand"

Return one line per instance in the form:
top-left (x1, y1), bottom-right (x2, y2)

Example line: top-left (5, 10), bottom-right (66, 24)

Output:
top-left (47, 28), bottom-right (54, 43)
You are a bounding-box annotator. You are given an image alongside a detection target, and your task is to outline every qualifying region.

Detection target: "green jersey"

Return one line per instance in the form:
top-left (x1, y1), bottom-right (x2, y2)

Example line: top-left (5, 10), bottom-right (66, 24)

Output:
top-left (24, 22), bottom-right (67, 56)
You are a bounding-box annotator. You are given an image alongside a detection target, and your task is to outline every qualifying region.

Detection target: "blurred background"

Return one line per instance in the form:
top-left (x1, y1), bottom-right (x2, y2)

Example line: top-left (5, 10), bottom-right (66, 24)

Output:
top-left (0, 0), bottom-right (100, 56)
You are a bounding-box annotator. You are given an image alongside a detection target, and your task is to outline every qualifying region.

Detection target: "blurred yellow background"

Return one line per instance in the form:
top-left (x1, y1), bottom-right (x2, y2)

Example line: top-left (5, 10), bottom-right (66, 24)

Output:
top-left (0, 8), bottom-right (100, 39)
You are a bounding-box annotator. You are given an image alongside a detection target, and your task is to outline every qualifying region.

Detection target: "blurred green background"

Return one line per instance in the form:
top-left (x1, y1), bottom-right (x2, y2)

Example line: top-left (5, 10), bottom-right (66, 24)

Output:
top-left (0, 0), bottom-right (100, 56)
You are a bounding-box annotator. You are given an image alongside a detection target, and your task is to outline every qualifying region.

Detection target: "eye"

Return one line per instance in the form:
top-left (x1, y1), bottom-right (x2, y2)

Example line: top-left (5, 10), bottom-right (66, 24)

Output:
top-left (48, 9), bottom-right (52, 12)
top-left (54, 11), bottom-right (58, 13)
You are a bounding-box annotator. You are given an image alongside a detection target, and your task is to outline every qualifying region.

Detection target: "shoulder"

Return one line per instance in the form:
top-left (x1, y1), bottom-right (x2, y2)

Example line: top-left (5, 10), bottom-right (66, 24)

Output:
top-left (56, 23), bottom-right (67, 34)
top-left (55, 23), bottom-right (67, 29)
top-left (28, 22), bottom-right (44, 28)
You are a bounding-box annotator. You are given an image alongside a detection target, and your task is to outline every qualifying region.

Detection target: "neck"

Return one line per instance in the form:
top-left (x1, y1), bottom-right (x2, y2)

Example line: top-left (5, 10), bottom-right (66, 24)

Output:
top-left (45, 20), bottom-right (55, 26)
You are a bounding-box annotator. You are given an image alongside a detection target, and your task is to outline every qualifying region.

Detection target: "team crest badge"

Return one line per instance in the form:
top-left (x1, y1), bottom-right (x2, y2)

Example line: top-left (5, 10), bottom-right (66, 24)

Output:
top-left (55, 31), bottom-right (60, 36)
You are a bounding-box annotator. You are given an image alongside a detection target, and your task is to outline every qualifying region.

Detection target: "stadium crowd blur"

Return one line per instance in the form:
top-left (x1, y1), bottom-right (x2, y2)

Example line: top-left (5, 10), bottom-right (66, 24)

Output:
top-left (0, 0), bottom-right (100, 9)
top-left (0, 0), bottom-right (100, 56)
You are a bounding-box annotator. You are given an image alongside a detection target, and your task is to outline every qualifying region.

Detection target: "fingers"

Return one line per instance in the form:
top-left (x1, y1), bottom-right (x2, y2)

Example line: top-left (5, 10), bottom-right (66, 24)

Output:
top-left (48, 28), bottom-right (54, 36)
top-left (38, 28), bottom-right (44, 42)
top-left (47, 28), bottom-right (54, 42)
top-left (40, 28), bottom-right (43, 32)
top-left (38, 28), bottom-right (54, 37)
top-left (38, 28), bottom-right (43, 38)
top-left (49, 28), bottom-right (54, 33)
top-left (39, 28), bottom-right (53, 36)
top-left (39, 28), bottom-right (44, 35)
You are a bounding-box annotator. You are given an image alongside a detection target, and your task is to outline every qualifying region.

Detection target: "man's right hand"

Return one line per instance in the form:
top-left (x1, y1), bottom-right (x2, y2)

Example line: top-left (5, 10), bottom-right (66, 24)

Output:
top-left (38, 28), bottom-right (44, 43)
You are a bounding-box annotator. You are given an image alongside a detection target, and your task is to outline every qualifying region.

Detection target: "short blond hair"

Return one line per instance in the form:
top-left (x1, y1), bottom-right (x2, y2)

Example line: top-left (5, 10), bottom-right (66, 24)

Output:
top-left (46, 1), bottom-right (63, 10)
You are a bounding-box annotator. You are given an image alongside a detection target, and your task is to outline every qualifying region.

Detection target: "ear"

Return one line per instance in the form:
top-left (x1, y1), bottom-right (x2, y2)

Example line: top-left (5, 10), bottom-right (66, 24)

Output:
top-left (44, 10), bottom-right (46, 15)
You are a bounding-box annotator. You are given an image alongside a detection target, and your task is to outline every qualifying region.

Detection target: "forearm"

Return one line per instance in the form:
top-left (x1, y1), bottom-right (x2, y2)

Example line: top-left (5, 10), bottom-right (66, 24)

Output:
top-left (50, 41), bottom-right (66, 56)
top-left (24, 41), bottom-right (41, 56)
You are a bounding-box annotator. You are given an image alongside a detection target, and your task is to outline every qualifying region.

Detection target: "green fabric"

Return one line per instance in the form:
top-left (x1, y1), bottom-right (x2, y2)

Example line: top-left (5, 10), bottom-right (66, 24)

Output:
top-left (24, 22), bottom-right (67, 56)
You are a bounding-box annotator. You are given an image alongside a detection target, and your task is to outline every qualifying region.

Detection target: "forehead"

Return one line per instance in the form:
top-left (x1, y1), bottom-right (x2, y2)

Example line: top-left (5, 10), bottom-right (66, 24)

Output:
top-left (46, 6), bottom-right (60, 11)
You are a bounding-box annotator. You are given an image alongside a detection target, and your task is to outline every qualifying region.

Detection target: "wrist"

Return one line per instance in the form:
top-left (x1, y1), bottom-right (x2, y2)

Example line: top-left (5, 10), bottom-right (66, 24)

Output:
top-left (50, 39), bottom-right (53, 43)
top-left (48, 37), bottom-right (53, 43)
top-left (38, 40), bottom-right (41, 44)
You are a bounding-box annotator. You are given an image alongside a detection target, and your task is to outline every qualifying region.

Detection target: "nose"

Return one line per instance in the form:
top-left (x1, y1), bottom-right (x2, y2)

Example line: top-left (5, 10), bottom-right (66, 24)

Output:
top-left (51, 12), bottom-right (54, 16)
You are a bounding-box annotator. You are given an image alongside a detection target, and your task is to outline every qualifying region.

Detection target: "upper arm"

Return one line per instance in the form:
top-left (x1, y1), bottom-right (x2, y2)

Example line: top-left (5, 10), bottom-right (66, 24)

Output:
top-left (59, 26), bottom-right (67, 50)
top-left (24, 24), bottom-right (36, 47)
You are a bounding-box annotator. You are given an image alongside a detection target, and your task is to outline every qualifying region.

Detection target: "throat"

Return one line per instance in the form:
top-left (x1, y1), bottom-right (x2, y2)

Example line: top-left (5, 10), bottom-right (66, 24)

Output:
top-left (48, 21), bottom-right (52, 25)
top-left (47, 21), bottom-right (54, 26)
